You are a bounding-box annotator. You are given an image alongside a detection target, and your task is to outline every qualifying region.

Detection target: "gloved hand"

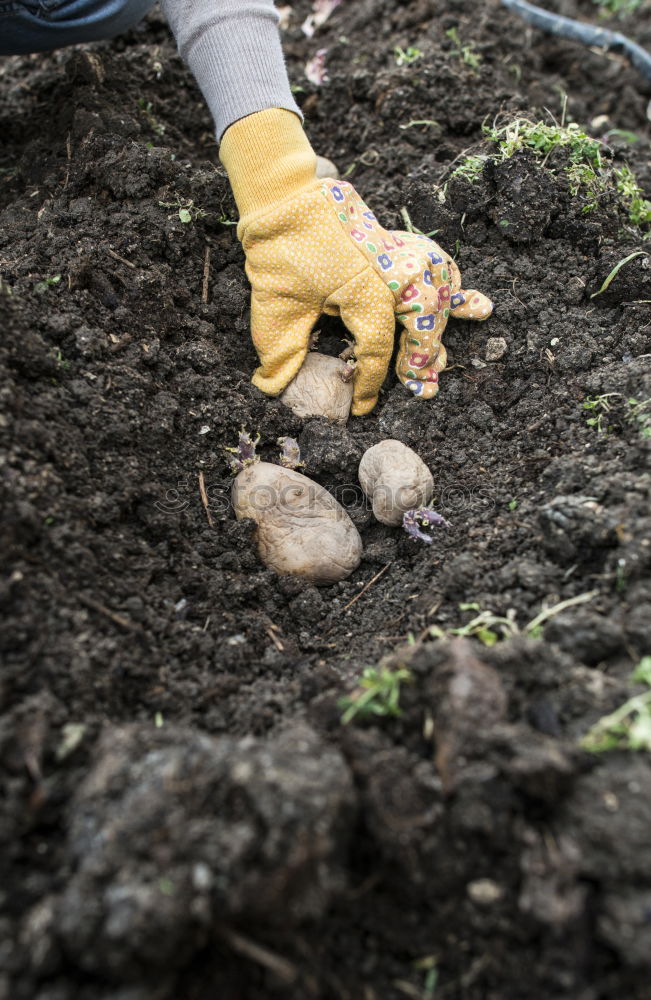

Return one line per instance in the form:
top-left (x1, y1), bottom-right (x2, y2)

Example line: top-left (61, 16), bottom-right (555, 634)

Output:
top-left (220, 109), bottom-right (493, 415)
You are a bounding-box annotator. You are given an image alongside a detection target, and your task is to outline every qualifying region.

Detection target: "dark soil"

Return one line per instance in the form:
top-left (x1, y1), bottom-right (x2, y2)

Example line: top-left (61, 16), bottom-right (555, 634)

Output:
top-left (2, 1), bottom-right (651, 997)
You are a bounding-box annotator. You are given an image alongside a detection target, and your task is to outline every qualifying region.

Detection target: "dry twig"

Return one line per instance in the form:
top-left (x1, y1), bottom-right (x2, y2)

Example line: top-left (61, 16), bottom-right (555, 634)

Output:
top-left (342, 562), bottom-right (392, 611)
top-left (219, 927), bottom-right (298, 984)
top-left (202, 246), bottom-right (211, 303)
top-left (107, 248), bottom-right (136, 269)
top-left (198, 471), bottom-right (214, 528)
top-left (78, 593), bottom-right (142, 631)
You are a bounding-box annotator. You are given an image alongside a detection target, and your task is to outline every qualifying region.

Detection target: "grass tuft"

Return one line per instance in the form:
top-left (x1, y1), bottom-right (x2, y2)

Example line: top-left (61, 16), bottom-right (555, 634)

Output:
top-left (590, 250), bottom-right (648, 298)
top-left (581, 658), bottom-right (651, 753)
top-left (445, 116), bottom-right (650, 230)
top-left (339, 666), bottom-right (411, 724)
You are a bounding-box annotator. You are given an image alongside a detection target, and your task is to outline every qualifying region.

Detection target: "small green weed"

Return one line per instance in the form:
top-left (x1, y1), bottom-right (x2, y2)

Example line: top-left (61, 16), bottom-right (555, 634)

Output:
top-left (614, 165), bottom-right (651, 227)
top-left (485, 118), bottom-right (602, 168)
top-left (625, 396), bottom-right (651, 438)
top-left (449, 154), bottom-right (487, 186)
top-left (394, 46), bottom-right (423, 66)
top-left (581, 657), bottom-right (651, 753)
top-left (506, 61), bottom-right (522, 82)
top-left (399, 119), bottom-right (439, 131)
top-left (55, 349), bottom-right (71, 371)
top-left (399, 206), bottom-right (439, 238)
top-left (339, 666), bottom-right (411, 724)
top-left (137, 97), bottom-right (165, 137)
top-left (159, 198), bottom-right (207, 224)
top-left (414, 956), bottom-right (439, 997)
top-left (445, 27), bottom-right (482, 70)
top-left (592, 0), bottom-right (643, 18)
top-left (430, 605), bottom-right (518, 646)
top-left (605, 128), bottom-right (640, 144)
top-left (34, 274), bottom-right (61, 293)
top-left (582, 392), bottom-right (651, 438)
top-left (582, 393), bottom-right (620, 433)
top-left (590, 250), bottom-right (649, 298)
top-left (429, 592), bottom-right (597, 647)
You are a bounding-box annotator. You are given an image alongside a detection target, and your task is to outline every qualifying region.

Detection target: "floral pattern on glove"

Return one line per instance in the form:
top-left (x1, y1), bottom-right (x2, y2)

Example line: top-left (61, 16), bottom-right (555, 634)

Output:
top-left (322, 179), bottom-right (493, 399)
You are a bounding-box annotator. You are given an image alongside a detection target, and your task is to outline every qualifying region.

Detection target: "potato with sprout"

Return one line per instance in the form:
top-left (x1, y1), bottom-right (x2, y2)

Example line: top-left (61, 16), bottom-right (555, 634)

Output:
top-left (359, 440), bottom-right (434, 526)
top-left (281, 353), bottom-right (354, 424)
top-left (228, 432), bottom-right (362, 584)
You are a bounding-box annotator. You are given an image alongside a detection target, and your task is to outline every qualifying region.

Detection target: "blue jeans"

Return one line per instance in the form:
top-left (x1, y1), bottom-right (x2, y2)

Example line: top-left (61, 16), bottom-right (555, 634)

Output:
top-left (0, 0), bottom-right (155, 54)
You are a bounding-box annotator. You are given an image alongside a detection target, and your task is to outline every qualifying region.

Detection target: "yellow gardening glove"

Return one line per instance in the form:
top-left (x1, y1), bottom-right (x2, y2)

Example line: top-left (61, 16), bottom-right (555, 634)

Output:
top-left (220, 110), bottom-right (493, 415)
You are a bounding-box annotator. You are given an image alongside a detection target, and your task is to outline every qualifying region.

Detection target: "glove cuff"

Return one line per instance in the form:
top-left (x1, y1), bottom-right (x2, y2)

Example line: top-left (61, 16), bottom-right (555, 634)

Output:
top-left (219, 109), bottom-right (318, 226)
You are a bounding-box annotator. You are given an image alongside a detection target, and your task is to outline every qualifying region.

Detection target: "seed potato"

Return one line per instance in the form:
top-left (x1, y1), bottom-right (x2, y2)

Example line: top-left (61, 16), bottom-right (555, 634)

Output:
top-left (281, 352), bottom-right (353, 424)
top-left (359, 440), bottom-right (434, 526)
top-left (232, 462), bottom-right (362, 584)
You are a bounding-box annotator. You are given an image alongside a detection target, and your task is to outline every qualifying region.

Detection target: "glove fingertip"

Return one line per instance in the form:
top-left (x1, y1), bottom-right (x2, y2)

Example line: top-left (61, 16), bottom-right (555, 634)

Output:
top-left (452, 289), bottom-right (494, 320)
top-left (251, 350), bottom-right (306, 397)
top-left (351, 395), bottom-right (378, 417)
top-left (400, 376), bottom-right (440, 400)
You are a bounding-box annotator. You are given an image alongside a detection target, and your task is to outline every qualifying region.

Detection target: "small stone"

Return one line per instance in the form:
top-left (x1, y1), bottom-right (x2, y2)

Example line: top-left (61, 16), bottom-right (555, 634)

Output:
top-left (485, 337), bottom-right (508, 362)
top-left (467, 878), bottom-right (504, 906)
top-left (56, 723), bottom-right (87, 762)
top-left (192, 863), bottom-right (213, 891)
top-left (315, 155), bottom-right (340, 179)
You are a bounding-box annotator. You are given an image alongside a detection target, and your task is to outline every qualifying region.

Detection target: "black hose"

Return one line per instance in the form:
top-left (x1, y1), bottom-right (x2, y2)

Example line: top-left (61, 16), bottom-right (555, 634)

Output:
top-left (500, 0), bottom-right (651, 83)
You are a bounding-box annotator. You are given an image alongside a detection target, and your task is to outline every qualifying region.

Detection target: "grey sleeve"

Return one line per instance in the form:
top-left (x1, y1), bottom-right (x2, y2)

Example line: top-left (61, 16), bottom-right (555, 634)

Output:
top-left (160, 0), bottom-right (302, 142)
